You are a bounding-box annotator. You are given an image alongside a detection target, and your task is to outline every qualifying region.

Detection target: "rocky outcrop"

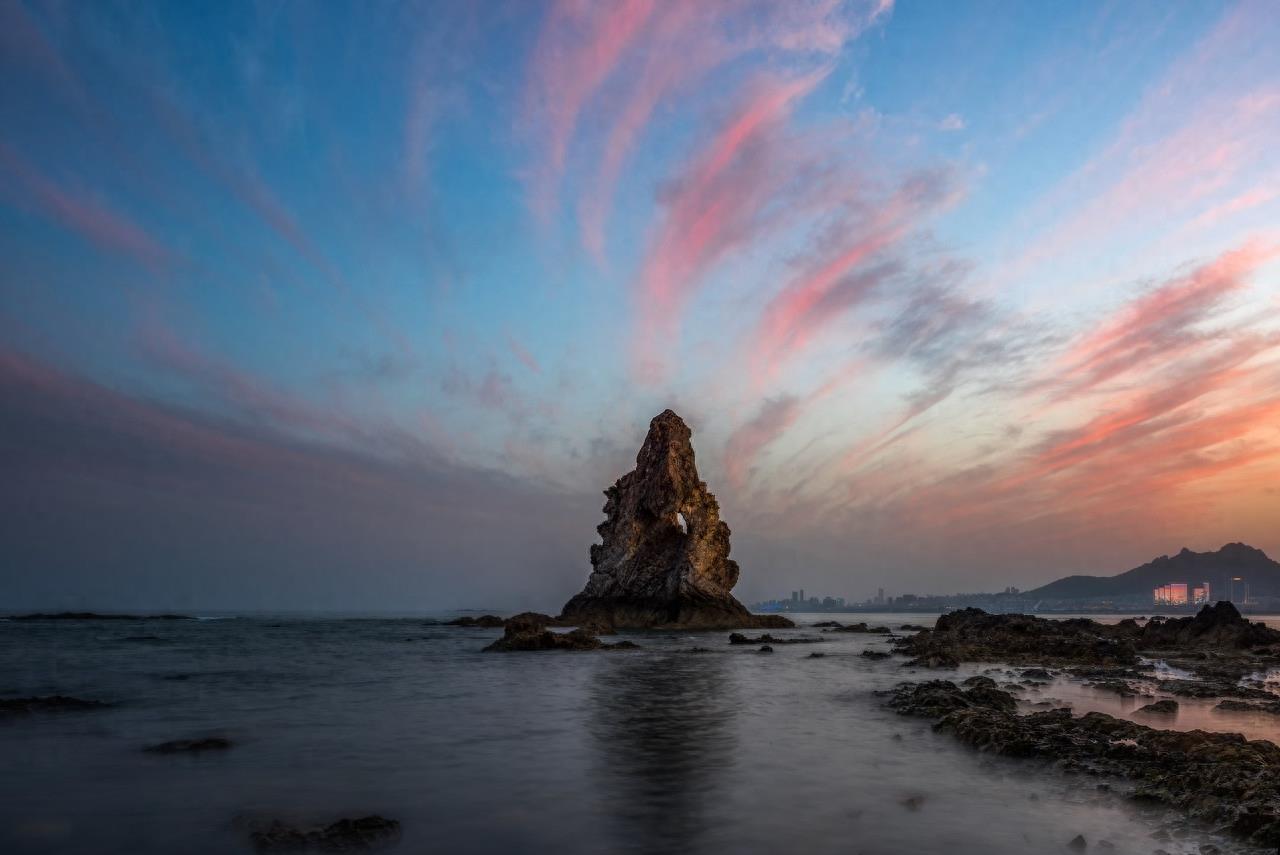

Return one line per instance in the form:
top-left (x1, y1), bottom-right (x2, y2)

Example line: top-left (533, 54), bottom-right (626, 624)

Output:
top-left (1135, 601), bottom-right (1280, 649)
top-left (482, 612), bottom-right (638, 652)
top-left (895, 603), bottom-right (1280, 675)
top-left (896, 608), bottom-right (1138, 667)
top-left (559, 410), bottom-right (792, 630)
top-left (883, 680), bottom-right (1280, 847)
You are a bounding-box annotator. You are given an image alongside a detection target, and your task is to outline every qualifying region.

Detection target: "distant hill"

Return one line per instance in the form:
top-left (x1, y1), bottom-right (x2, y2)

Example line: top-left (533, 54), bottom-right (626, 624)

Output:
top-left (1028, 543), bottom-right (1280, 601)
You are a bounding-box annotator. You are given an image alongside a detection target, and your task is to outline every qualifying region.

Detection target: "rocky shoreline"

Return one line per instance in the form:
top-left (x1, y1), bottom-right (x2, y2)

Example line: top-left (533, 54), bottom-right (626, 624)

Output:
top-left (884, 679), bottom-right (1280, 847)
top-left (878, 603), bottom-right (1280, 848)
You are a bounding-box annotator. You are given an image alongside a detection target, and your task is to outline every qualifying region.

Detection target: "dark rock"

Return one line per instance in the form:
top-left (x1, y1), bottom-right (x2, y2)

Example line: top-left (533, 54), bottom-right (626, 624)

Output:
top-left (823, 622), bottom-right (892, 634)
top-left (900, 624), bottom-right (929, 631)
top-left (1067, 834), bottom-right (1087, 851)
top-left (813, 621), bottom-right (844, 627)
top-left (445, 615), bottom-right (505, 628)
top-left (758, 645), bottom-right (773, 654)
top-left (861, 650), bottom-right (892, 660)
top-left (558, 410), bottom-right (793, 630)
top-left (900, 795), bottom-right (926, 811)
top-left (1136, 700), bottom-right (1179, 715)
top-left (249, 815), bottom-right (401, 852)
top-left (728, 632), bottom-right (824, 645)
top-left (904, 652), bottom-right (960, 669)
top-left (0, 695), bottom-right (110, 715)
top-left (1215, 699), bottom-right (1280, 715)
top-left (1137, 602), bottom-right (1280, 650)
top-left (882, 680), bottom-right (1280, 848)
top-left (1019, 668), bottom-right (1053, 680)
top-left (482, 621), bottom-right (637, 653)
top-left (961, 676), bottom-right (999, 690)
top-left (144, 737), bottom-right (233, 754)
top-left (896, 609), bottom-right (1137, 668)
top-left (807, 652), bottom-right (826, 658)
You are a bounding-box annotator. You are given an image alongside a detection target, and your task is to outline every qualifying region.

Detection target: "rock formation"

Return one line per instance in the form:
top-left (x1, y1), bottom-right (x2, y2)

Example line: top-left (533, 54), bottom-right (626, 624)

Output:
top-left (559, 409), bottom-right (791, 630)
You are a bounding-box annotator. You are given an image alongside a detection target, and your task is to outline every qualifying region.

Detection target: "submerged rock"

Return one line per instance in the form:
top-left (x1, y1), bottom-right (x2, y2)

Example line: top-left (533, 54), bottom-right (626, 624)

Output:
top-left (728, 633), bottom-right (824, 645)
top-left (558, 410), bottom-right (792, 630)
top-left (1136, 700), bottom-right (1179, 715)
top-left (144, 737), bottom-right (233, 754)
top-left (248, 815), bottom-right (401, 852)
top-left (0, 695), bottom-right (110, 715)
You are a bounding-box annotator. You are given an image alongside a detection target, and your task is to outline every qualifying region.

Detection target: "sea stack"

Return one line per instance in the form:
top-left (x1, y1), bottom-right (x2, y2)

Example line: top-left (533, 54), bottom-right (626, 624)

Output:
top-left (559, 409), bottom-right (792, 630)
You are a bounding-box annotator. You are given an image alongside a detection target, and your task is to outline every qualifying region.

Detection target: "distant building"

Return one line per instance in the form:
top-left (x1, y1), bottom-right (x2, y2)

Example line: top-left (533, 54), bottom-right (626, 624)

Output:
top-left (1153, 583), bottom-right (1189, 606)
top-left (1192, 582), bottom-right (1211, 605)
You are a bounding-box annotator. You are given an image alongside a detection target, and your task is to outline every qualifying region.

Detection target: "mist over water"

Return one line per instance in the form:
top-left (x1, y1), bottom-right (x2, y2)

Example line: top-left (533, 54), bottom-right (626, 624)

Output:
top-left (2, 614), bottom-right (1278, 854)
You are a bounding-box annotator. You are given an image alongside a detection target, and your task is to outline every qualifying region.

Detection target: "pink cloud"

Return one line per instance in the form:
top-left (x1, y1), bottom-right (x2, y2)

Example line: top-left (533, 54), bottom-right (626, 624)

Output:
top-left (506, 334), bottom-right (542, 374)
top-left (0, 143), bottom-right (169, 271)
top-left (632, 70), bottom-right (830, 380)
top-left (523, 0), bottom-right (655, 217)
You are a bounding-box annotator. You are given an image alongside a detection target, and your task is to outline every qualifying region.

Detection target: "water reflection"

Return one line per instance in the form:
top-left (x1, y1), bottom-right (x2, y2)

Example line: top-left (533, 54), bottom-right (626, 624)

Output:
top-left (587, 653), bottom-right (737, 854)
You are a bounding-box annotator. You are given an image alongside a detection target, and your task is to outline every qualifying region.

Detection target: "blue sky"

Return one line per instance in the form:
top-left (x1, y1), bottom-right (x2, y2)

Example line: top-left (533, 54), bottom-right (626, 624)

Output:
top-left (2, 0), bottom-right (1278, 611)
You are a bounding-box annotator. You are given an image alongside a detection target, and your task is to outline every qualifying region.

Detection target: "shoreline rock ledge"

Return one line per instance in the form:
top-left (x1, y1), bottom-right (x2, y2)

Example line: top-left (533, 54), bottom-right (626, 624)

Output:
top-left (559, 409), bottom-right (792, 630)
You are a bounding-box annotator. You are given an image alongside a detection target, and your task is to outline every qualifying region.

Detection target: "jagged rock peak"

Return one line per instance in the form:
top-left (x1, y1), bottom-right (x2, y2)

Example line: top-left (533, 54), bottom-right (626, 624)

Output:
top-left (558, 409), bottom-right (791, 630)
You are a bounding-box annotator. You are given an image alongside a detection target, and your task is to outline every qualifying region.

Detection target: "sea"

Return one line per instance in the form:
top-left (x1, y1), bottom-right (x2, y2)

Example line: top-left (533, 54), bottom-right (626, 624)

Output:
top-left (2, 612), bottom-right (1279, 855)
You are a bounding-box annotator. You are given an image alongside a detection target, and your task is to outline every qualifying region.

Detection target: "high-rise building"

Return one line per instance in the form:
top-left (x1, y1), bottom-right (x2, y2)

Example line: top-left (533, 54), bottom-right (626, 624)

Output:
top-left (1192, 583), bottom-right (1210, 605)
top-left (800, 588), bottom-right (805, 602)
top-left (877, 587), bottom-right (885, 604)
top-left (1168, 583), bottom-right (1188, 605)
top-left (791, 591), bottom-right (799, 603)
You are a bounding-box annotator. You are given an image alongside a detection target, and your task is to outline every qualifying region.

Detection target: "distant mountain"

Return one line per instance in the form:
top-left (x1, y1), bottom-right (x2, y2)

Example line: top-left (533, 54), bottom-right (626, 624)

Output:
top-left (1028, 543), bottom-right (1280, 601)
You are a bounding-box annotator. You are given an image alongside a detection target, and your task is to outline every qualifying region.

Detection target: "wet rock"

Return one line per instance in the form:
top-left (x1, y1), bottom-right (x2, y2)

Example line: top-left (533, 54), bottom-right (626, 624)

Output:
top-left (861, 650), bottom-right (892, 660)
top-left (904, 652), bottom-right (960, 669)
top-left (0, 696), bottom-right (110, 715)
top-left (1067, 834), bottom-right (1087, 850)
top-left (248, 815), bottom-right (401, 852)
top-left (1019, 668), bottom-right (1053, 680)
top-left (1137, 602), bottom-right (1280, 650)
top-left (482, 622), bottom-right (637, 653)
top-left (807, 652), bottom-right (826, 658)
top-left (144, 737), bottom-right (233, 754)
top-left (896, 609), bottom-right (1137, 668)
top-left (813, 621), bottom-right (844, 628)
top-left (1088, 680), bottom-right (1138, 697)
top-left (961, 676), bottom-right (999, 690)
top-left (445, 615), bottom-right (505, 628)
top-left (1215, 699), bottom-right (1280, 715)
top-left (758, 645), bottom-right (773, 654)
top-left (728, 632), bottom-right (825, 645)
top-left (1136, 700), bottom-right (1179, 715)
top-left (882, 680), bottom-right (1280, 848)
top-left (900, 624), bottom-right (929, 631)
top-left (558, 410), bottom-right (793, 630)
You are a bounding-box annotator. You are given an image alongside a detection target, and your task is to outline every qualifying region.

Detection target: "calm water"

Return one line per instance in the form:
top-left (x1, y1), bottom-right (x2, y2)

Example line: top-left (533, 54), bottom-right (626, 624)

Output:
top-left (2, 612), bottom-right (1278, 855)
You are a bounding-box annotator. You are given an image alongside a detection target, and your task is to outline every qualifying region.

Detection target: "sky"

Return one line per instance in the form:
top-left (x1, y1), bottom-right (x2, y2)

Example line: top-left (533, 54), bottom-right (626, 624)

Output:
top-left (2, 0), bottom-right (1279, 613)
